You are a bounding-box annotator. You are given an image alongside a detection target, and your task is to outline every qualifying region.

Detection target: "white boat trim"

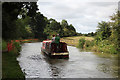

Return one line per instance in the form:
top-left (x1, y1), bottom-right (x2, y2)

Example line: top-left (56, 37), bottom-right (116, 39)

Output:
top-left (51, 52), bottom-right (69, 55)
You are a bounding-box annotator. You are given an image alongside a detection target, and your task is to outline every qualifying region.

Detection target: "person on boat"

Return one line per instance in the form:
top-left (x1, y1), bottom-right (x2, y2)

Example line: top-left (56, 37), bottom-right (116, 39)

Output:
top-left (55, 34), bottom-right (60, 52)
top-left (52, 34), bottom-right (55, 43)
top-left (55, 34), bottom-right (60, 44)
top-left (50, 34), bottom-right (56, 50)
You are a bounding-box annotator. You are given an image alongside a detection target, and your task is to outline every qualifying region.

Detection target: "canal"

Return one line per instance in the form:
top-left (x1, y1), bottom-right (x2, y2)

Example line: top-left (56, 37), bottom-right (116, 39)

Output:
top-left (17, 42), bottom-right (118, 78)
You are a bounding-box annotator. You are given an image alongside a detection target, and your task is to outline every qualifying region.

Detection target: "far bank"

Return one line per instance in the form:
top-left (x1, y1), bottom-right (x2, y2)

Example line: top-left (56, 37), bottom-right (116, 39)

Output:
top-left (61, 36), bottom-right (119, 55)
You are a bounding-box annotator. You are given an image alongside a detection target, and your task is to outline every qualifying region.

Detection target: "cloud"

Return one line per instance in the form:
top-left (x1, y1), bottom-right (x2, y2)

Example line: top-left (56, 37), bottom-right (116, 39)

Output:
top-left (37, 0), bottom-right (118, 33)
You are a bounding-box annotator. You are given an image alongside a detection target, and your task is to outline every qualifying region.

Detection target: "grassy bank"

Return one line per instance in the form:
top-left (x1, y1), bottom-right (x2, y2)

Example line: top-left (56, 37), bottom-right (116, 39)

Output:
top-left (2, 52), bottom-right (25, 79)
top-left (78, 38), bottom-right (118, 54)
top-left (2, 40), bottom-right (25, 79)
top-left (61, 36), bottom-right (118, 54)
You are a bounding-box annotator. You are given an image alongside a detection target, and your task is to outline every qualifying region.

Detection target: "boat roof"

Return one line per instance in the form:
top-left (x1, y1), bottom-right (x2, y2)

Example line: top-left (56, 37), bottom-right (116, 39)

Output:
top-left (43, 40), bottom-right (52, 43)
top-left (42, 40), bottom-right (67, 44)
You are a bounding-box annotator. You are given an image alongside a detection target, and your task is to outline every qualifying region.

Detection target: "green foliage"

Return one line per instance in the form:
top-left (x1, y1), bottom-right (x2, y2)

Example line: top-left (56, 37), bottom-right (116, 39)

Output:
top-left (16, 16), bottom-right (34, 39)
top-left (2, 41), bottom-right (24, 79)
top-left (96, 21), bottom-right (111, 41)
top-left (85, 40), bottom-right (94, 49)
top-left (2, 2), bottom-right (77, 40)
top-left (2, 2), bottom-right (38, 40)
top-left (30, 12), bottom-right (48, 39)
top-left (78, 38), bottom-right (86, 49)
top-left (96, 40), bottom-right (117, 54)
top-left (13, 41), bottom-right (21, 53)
top-left (76, 33), bottom-right (83, 36)
top-left (110, 11), bottom-right (120, 52)
top-left (77, 36), bottom-right (118, 54)
top-left (2, 52), bottom-right (25, 79)
top-left (44, 19), bottom-right (76, 38)
top-left (84, 32), bottom-right (96, 37)
top-left (44, 18), bottom-right (62, 37)
top-left (60, 20), bottom-right (76, 37)
top-left (2, 40), bottom-right (7, 51)
top-left (93, 11), bottom-right (120, 54)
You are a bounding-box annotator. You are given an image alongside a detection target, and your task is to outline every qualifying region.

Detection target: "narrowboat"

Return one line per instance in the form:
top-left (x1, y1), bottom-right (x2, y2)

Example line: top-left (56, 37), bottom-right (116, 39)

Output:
top-left (41, 40), bottom-right (69, 59)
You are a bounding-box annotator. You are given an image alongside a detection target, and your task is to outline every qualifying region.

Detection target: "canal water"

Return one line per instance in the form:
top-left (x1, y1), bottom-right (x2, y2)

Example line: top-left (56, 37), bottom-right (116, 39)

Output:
top-left (17, 42), bottom-right (118, 78)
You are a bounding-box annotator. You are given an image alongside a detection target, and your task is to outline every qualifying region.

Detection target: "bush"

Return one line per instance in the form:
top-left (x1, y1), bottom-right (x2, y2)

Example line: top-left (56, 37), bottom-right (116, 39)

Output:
top-left (91, 45), bottom-right (99, 52)
top-left (85, 40), bottom-right (94, 47)
top-left (78, 38), bottom-right (86, 49)
top-left (2, 40), bottom-right (7, 51)
top-left (7, 41), bottom-right (21, 55)
top-left (12, 41), bottom-right (21, 54)
top-left (96, 40), bottom-right (117, 54)
top-left (77, 36), bottom-right (118, 54)
top-left (85, 40), bottom-right (94, 49)
top-left (109, 45), bottom-right (117, 54)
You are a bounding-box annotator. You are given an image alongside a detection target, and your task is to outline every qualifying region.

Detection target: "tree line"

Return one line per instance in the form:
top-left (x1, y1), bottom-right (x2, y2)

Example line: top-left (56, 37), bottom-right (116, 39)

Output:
top-left (95, 11), bottom-right (120, 53)
top-left (2, 2), bottom-right (76, 40)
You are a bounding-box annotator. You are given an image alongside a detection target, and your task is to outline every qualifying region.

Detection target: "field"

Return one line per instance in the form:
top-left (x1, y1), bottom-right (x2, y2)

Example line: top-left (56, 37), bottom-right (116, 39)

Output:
top-left (60, 36), bottom-right (94, 46)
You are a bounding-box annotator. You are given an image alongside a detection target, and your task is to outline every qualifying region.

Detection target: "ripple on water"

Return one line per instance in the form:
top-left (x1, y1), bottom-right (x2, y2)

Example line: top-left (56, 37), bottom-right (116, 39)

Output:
top-left (27, 55), bottom-right (42, 60)
top-left (17, 42), bottom-right (118, 78)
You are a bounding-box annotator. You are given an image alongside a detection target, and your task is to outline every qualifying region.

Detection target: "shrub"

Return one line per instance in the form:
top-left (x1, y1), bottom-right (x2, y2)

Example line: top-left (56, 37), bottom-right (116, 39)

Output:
top-left (96, 40), bottom-right (117, 54)
top-left (13, 41), bottom-right (21, 52)
top-left (91, 45), bottom-right (99, 52)
top-left (109, 45), bottom-right (117, 54)
top-left (78, 38), bottom-right (86, 49)
top-left (10, 41), bottom-right (21, 55)
top-left (2, 40), bottom-right (7, 51)
top-left (85, 40), bottom-right (94, 48)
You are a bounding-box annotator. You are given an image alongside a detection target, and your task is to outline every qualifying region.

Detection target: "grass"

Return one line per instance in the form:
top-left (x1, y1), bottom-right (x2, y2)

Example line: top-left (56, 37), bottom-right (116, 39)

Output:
top-left (2, 40), bottom-right (25, 79)
top-left (60, 36), bottom-right (94, 46)
top-left (63, 36), bottom-right (94, 41)
top-left (2, 40), bottom-right (7, 51)
top-left (93, 52), bottom-right (118, 58)
top-left (2, 52), bottom-right (25, 79)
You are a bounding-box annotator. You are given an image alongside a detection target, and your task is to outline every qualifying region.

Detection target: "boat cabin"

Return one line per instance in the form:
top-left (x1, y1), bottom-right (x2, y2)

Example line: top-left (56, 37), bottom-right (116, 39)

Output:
top-left (41, 40), bottom-right (69, 58)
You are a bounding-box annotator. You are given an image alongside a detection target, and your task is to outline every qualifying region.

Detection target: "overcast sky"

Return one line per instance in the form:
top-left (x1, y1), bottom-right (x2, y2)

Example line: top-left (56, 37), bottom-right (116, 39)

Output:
top-left (37, 0), bottom-right (119, 33)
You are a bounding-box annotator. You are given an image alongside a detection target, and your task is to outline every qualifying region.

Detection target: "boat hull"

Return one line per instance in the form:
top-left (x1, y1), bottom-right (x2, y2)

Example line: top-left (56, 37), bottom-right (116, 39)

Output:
top-left (41, 48), bottom-right (69, 59)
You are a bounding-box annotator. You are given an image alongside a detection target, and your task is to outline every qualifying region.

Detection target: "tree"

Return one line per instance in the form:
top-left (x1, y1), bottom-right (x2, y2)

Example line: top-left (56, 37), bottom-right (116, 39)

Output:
top-left (87, 32), bottom-right (95, 36)
top-left (44, 18), bottom-right (63, 38)
top-left (68, 24), bottom-right (76, 36)
top-left (61, 20), bottom-right (76, 37)
top-left (61, 20), bottom-right (68, 28)
top-left (95, 11), bottom-right (120, 53)
top-left (16, 16), bottom-right (34, 39)
top-left (110, 11), bottom-right (120, 52)
top-left (2, 2), bottom-right (24, 39)
top-left (96, 21), bottom-right (111, 40)
top-left (2, 2), bottom-right (38, 40)
top-left (30, 12), bottom-right (48, 39)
